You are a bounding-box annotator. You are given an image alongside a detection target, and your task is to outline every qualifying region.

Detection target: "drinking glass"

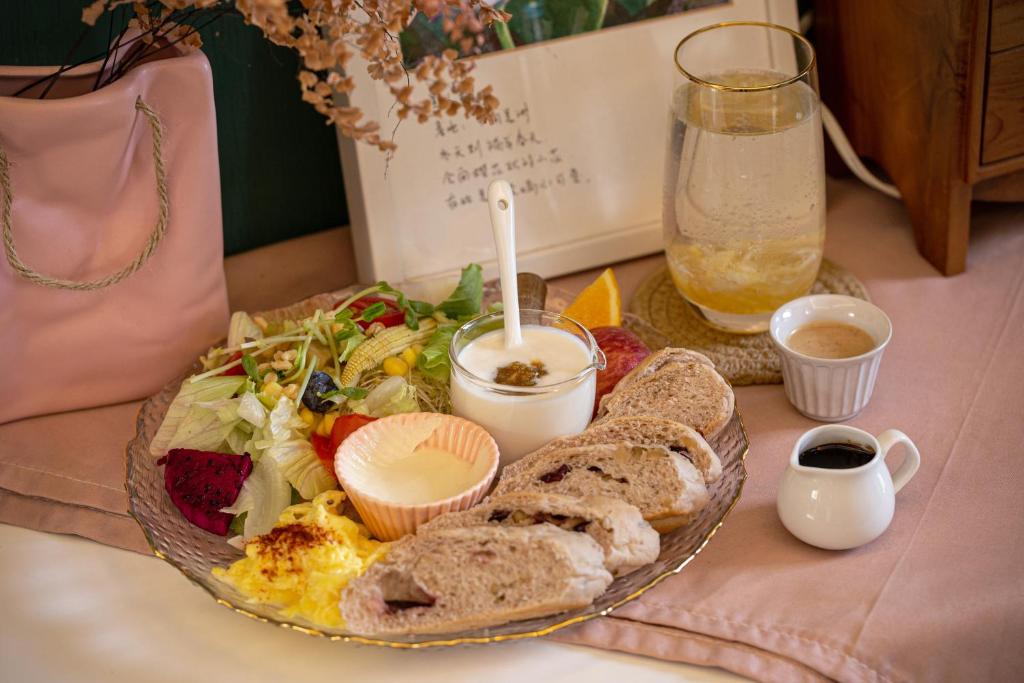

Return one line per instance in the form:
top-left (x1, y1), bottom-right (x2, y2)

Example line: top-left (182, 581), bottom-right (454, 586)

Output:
top-left (664, 22), bottom-right (825, 333)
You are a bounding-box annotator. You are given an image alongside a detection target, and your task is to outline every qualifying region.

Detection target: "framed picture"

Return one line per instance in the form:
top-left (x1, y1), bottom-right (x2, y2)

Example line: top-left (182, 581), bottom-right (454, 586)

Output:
top-left (338, 0), bottom-right (799, 286)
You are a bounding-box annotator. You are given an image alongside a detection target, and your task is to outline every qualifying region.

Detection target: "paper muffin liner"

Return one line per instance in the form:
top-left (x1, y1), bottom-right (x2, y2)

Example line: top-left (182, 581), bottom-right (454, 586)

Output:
top-left (335, 413), bottom-right (499, 541)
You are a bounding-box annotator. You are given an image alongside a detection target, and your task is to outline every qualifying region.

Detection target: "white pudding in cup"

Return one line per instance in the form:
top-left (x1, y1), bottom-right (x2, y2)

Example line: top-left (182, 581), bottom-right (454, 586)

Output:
top-left (449, 310), bottom-right (606, 467)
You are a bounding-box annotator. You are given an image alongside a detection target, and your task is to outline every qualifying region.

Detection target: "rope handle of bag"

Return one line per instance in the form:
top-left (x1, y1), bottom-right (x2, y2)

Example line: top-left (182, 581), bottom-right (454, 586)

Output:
top-left (0, 97), bottom-right (168, 291)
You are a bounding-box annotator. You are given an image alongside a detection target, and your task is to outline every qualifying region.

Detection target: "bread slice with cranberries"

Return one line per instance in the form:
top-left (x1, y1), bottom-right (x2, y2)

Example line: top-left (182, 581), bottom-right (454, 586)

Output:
top-left (340, 525), bottom-right (612, 635)
top-left (420, 491), bottom-right (659, 576)
top-left (525, 416), bottom-right (722, 484)
top-left (492, 443), bottom-right (709, 533)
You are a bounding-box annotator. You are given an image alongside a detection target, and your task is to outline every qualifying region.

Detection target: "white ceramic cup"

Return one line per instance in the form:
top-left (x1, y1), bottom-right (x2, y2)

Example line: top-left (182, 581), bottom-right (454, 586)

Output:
top-left (777, 424), bottom-right (920, 550)
top-left (769, 294), bottom-right (893, 422)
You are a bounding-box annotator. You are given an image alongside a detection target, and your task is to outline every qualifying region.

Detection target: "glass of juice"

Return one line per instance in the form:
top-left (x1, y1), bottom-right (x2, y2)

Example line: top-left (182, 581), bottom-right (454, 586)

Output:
top-left (664, 22), bottom-right (825, 333)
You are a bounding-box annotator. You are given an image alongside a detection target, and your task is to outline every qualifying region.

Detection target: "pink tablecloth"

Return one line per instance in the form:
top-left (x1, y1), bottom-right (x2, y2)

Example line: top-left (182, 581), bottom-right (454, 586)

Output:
top-left (1, 180), bottom-right (1022, 681)
top-left (552, 181), bottom-right (1024, 682)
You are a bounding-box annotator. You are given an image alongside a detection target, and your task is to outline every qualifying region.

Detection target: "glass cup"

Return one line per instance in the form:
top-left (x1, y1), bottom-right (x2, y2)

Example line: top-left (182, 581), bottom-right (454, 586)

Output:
top-left (664, 21), bottom-right (826, 333)
top-left (448, 309), bottom-right (606, 467)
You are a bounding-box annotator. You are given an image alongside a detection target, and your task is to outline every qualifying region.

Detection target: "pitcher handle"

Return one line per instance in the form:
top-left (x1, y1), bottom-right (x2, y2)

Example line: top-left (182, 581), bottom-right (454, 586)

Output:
top-left (877, 429), bottom-right (920, 494)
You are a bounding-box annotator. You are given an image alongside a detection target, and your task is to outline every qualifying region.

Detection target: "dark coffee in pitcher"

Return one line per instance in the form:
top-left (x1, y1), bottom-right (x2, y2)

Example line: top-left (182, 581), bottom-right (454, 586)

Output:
top-left (798, 443), bottom-right (875, 469)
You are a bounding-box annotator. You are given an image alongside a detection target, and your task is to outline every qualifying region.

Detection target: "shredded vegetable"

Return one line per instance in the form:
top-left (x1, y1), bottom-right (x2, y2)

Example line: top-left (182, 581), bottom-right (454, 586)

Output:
top-left (150, 376), bottom-right (246, 456)
top-left (154, 262), bottom-right (485, 547)
top-left (222, 455), bottom-right (291, 541)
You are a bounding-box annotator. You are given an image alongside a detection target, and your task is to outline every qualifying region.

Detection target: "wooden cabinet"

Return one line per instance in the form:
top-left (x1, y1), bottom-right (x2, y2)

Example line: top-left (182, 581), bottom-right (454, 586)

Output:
top-left (815, 0), bottom-right (1024, 275)
top-left (984, 47), bottom-right (1024, 163)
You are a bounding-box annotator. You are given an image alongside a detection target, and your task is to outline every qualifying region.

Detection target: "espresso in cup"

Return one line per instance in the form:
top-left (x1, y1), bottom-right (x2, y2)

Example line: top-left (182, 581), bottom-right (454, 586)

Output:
top-left (787, 321), bottom-right (876, 359)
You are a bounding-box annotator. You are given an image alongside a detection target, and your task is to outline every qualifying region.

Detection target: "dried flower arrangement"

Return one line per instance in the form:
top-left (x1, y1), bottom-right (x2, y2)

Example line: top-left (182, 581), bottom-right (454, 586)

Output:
top-left (17, 0), bottom-right (510, 152)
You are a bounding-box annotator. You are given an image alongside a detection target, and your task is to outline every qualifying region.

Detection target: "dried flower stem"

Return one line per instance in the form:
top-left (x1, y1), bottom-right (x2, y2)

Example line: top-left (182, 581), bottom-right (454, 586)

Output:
top-left (65, 0), bottom-right (510, 153)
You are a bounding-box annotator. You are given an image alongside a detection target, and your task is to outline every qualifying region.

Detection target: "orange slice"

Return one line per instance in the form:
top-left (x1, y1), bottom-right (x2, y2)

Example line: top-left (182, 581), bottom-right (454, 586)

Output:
top-left (563, 267), bottom-right (622, 328)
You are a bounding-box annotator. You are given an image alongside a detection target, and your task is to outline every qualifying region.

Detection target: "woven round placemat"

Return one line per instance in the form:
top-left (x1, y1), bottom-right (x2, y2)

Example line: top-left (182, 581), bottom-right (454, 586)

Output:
top-left (626, 259), bottom-right (869, 386)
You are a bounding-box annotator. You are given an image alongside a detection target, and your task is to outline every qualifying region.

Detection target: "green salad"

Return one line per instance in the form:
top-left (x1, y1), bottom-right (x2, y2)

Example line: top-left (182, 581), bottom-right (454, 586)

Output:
top-left (150, 264), bottom-right (488, 544)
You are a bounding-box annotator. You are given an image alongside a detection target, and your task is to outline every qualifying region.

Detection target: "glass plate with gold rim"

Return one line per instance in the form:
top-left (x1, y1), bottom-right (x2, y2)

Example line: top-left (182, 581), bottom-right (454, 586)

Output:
top-left (125, 287), bottom-right (749, 647)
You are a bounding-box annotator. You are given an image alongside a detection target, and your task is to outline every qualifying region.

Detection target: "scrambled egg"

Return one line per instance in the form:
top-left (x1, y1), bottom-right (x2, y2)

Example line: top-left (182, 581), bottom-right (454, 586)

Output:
top-left (212, 491), bottom-right (387, 628)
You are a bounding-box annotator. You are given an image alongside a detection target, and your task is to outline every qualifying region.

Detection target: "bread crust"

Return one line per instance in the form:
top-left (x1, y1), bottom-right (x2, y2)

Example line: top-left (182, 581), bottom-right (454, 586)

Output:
top-left (340, 526), bottom-right (611, 635)
top-left (600, 347), bottom-right (716, 402)
top-left (420, 491), bottom-right (660, 576)
top-left (597, 359), bottom-right (734, 439)
top-left (493, 443), bottom-right (709, 531)
top-left (524, 416), bottom-right (723, 484)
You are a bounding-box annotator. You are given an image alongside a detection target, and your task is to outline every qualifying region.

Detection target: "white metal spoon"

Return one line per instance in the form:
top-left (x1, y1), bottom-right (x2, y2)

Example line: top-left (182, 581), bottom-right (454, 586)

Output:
top-left (487, 180), bottom-right (522, 349)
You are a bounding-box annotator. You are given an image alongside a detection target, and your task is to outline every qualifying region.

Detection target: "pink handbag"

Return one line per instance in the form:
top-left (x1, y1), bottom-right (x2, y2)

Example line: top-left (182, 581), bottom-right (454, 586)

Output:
top-left (0, 48), bottom-right (229, 424)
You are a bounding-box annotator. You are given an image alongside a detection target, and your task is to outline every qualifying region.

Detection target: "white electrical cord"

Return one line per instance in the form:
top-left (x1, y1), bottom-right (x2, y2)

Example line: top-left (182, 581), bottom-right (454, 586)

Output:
top-left (801, 10), bottom-right (901, 200)
top-left (821, 103), bottom-right (902, 199)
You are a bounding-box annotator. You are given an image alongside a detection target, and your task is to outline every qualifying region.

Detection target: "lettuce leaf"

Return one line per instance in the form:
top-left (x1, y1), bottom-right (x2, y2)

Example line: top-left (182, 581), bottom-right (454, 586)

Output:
top-left (349, 376), bottom-right (420, 417)
top-left (250, 398), bottom-right (335, 499)
top-left (197, 397), bottom-right (245, 425)
top-left (436, 263), bottom-right (483, 318)
top-left (227, 311), bottom-right (262, 348)
top-left (416, 323), bottom-right (458, 381)
top-left (150, 376), bottom-right (246, 456)
top-left (165, 403), bottom-right (241, 454)
top-left (221, 455), bottom-right (291, 540)
top-left (267, 397), bottom-right (307, 443)
top-left (225, 421), bottom-right (253, 455)
top-left (237, 391), bottom-right (267, 428)
top-left (266, 439), bottom-right (336, 500)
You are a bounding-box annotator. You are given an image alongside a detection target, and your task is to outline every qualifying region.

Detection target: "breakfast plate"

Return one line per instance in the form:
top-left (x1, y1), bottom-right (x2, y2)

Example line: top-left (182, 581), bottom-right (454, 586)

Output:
top-left (125, 284), bottom-right (749, 647)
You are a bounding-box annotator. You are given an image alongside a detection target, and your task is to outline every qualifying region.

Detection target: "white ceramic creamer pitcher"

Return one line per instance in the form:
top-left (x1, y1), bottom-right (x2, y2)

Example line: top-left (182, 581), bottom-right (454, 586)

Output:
top-left (777, 425), bottom-right (920, 550)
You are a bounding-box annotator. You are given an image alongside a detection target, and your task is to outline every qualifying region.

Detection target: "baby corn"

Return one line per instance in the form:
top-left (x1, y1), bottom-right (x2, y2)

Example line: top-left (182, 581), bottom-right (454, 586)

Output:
top-left (339, 319), bottom-right (437, 386)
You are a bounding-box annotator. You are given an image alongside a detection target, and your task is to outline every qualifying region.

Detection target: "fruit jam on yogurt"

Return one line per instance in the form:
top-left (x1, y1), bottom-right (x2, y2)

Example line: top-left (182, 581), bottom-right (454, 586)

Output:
top-left (451, 324), bottom-right (597, 467)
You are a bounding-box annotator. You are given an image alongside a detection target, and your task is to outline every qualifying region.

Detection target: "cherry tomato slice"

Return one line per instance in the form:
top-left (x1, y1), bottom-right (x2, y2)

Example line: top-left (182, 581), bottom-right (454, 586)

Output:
top-left (329, 414), bottom-right (378, 456)
top-left (222, 351), bottom-right (246, 376)
top-left (348, 295), bottom-right (405, 329)
top-left (310, 433), bottom-right (336, 474)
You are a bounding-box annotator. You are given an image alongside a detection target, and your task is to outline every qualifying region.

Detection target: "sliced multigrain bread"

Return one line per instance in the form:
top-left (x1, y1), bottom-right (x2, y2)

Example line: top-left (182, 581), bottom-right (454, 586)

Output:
top-left (340, 525), bottom-right (612, 635)
top-left (420, 491), bottom-right (659, 576)
top-left (526, 416), bottom-right (722, 484)
top-left (597, 360), bottom-right (734, 439)
top-left (492, 443), bottom-right (709, 533)
top-left (603, 347), bottom-right (716, 398)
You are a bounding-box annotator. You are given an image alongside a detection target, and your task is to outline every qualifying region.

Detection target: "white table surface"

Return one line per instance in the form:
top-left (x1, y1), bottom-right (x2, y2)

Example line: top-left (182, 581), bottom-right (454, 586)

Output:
top-left (0, 523), bottom-right (748, 682)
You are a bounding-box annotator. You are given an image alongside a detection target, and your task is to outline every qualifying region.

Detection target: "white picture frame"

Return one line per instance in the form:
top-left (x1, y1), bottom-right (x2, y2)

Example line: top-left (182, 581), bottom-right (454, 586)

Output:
top-left (338, 0), bottom-right (799, 286)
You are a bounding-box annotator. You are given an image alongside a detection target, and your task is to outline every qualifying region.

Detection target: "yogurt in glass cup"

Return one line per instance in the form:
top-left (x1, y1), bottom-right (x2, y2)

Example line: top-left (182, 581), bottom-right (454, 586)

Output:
top-left (449, 309), bottom-right (606, 467)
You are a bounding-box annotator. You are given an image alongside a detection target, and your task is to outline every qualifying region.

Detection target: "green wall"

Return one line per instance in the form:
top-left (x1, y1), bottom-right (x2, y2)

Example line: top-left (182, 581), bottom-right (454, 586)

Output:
top-left (1, 1), bottom-right (348, 255)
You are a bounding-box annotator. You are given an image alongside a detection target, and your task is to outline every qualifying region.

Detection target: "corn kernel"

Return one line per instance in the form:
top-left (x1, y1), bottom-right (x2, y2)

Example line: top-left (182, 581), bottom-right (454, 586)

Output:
top-left (299, 407), bottom-right (316, 425)
top-left (411, 343), bottom-right (424, 354)
top-left (382, 356), bottom-right (409, 376)
top-left (262, 381), bottom-right (283, 400)
top-left (400, 347), bottom-right (418, 366)
top-left (317, 413), bottom-right (337, 437)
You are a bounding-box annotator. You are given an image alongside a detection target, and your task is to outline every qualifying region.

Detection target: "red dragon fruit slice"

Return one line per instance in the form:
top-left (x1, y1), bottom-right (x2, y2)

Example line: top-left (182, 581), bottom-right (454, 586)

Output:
top-left (159, 449), bottom-right (253, 536)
